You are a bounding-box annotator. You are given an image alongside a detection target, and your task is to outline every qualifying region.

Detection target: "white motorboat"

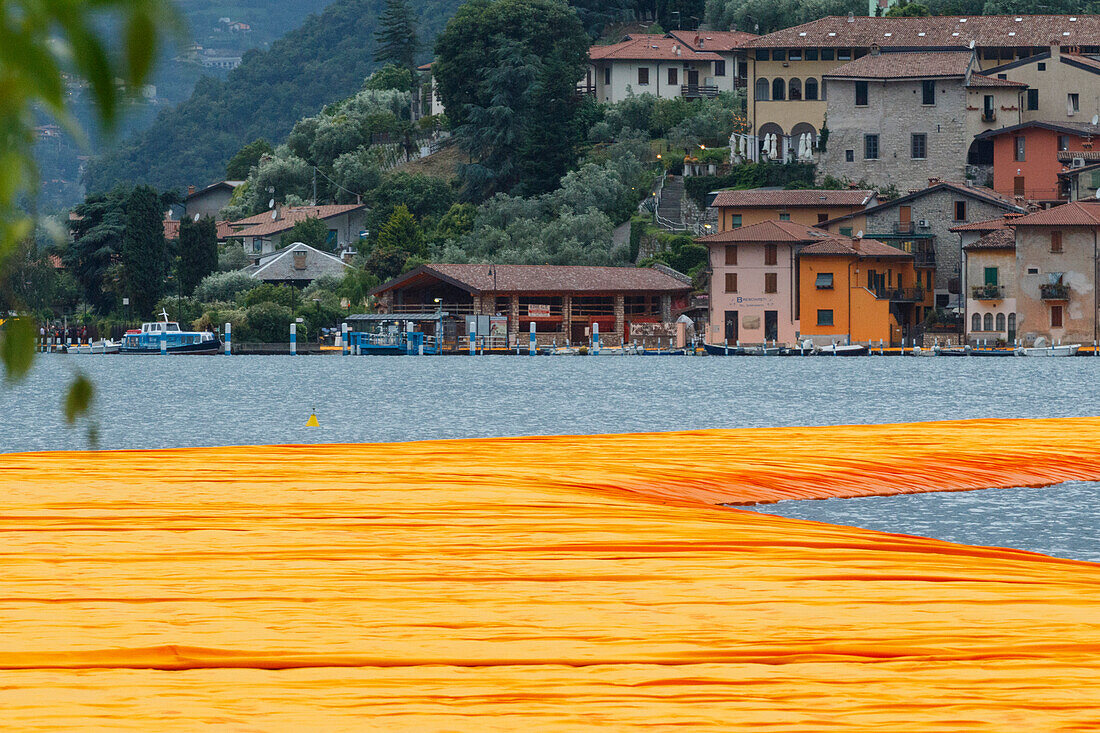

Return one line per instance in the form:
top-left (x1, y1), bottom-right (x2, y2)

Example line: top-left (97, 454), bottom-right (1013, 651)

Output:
top-left (1014, 343), bottom-right (1080, 357)
top-left (816, 343), bottom-right (868, 356)
top-left (66, 340), bottom-right (120, 354)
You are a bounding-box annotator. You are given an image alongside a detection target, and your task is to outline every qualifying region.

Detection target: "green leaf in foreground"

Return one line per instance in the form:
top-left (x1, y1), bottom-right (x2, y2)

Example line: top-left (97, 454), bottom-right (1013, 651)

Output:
top-left (0, 317), bottom-right (36, 382)
top-left (63, 373), bottom-right (94, 424)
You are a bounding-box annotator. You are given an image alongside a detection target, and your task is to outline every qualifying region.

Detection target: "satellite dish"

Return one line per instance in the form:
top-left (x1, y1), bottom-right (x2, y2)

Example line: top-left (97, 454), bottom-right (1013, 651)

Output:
top-left (268, 198), bottom-right (275, 209)
top-left (1092, 114), bottom-right (1099, 125)
top-left (856, 229), bottom-right (864, 238)
top-left (1095, 188), bottom-right (1100, 199)
top-left (193, 213), bottom-right (200, 222)
top-left (969, 40), bottom-right (975, 49)
top-left (271, 209), bottom-right (278, 221)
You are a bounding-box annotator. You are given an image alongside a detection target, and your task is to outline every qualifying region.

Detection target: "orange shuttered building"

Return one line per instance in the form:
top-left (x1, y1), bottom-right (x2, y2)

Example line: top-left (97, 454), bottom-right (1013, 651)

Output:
top-left (798, 237), bottom-right (931, 346)
top-left (710, 188), bottom-right (877, 230)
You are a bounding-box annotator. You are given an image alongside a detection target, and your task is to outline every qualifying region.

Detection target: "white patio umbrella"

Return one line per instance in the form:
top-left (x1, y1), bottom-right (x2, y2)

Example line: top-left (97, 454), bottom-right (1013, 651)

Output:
top-left (769, 134), bottom-right (778, 159)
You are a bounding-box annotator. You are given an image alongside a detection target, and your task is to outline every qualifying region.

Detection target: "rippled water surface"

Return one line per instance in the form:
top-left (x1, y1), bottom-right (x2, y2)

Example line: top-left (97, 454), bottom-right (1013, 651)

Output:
top-left (4, 353), bottom-right (1100, 452)
top-left (743, 482), bottom-right (1100, 563)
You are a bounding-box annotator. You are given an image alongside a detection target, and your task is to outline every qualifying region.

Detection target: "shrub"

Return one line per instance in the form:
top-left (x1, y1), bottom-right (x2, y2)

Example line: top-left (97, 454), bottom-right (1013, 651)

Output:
top-left (241, 282), bottom-right (301, 309)
top-left (193, 271), bottom-right (256, 302)
top-left (242, 302), bottom-right (294, 343)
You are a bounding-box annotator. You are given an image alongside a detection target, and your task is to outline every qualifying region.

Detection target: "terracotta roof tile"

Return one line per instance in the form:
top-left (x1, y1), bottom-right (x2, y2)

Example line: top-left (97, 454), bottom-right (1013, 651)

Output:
top-left (668, 30), bottom-right (758, 52)
top-left (1008, 201), bottom-right (1100, 226)
top-left (695, 220), bottom-right (835, 244)
top-left (963, 229), bottom-right (1016, 250)
top-left (710, 188), bottom-right (875, 208)
top-left (950, 217), bottom-right (1009, 232)
top-left (967, 74), bottom-right (1028, 88)
top-left (800, 237), bottom-right (912, 258)
top-left (1062, 52), bottom-right (1100, 71)
top-left (824, 50), bottom-right (971, 79)
top-left (977, 120), bottom-right (1100, 139)
top-left (748, 15), bottom-right (1100, 49)
top-left (231, 205), bottom-right (364, 238)
top-left (1058, 150), bottom-right (1100, 161)
top-left (589, 34), bottom-right (723, 62)
top-left (376, 264), bottom-right (693, 296)
top-left (163, 219), bottom-right (180, 240)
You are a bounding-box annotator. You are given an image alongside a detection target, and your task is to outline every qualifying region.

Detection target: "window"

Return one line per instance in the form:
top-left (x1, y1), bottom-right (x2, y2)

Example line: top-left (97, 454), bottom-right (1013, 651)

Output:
top-left (1051, 230), bottom-right (1063, 253)
top-left (984, 313), bottom-right (994, 331)
top-left (838, 48), bottom-right (851, 60)
top-left (1014, 136), bottom-right (1026, 161)
top-left (772, 49), bottom-right (786, 61)
top-left (1058, 135), bottom-right (1069, 152)
top-left (840, 227), bottom-right (853, 236)
top-left (1037, 62), bottom-right (1046, 71)
top-left (1014, 176), bottom-right (1026, 196)
top-left (806, 49), bottom-right (819, 61)
top-left (778, 213), bottom-right (791, 222)
top-left (845, 149), bottom-right (854, 162)
top-left (911, 133), bottom-right (926, 159)
top-left (725, 272), bottom-right (737, 292)
top-left (815, 273), bottom-right (834, 289)
top-left (954, 200), bottom-right (967, 221)
top-left (821, 48), bottom-right (835, 61)
top-left (724, 245), bottom-right (737, 265)
top-left (864, 134), bottom-right (879, 160)
top-left (604, 67), bottom-right (611, 85)
top-left (984, 266), bottom-right (999, 285)
top-left (922, 80), bottom-right (935, 105)
top-left (817, 309), bottom-right (834, 326)
top-left (805, 77), bottom-right (818, 100)
top-left (997, 73), bottom-right (1007, 80)
top-left (755, 77), bottom-right (770, 101)
top-left (714, 60), bottom-right (726, 76)
top-left (668, 67), bottom-right (678, 85)
top-left (983, 95), bottom-right (995, 121)
top-left (772, 78), bottom-right (786, 100)
top-left (729, 214), bottom-right (742, 228)
top-left (855, 80), bottom-right (868, 106)
top-left (252, 241), bottom-right (261, 253)
top-left (971, 313), bottom-right (981, 332)
top-left (1027, 267), bottom-right (1039, 275)
top-left (789, 78), bottom-right (802, 100)
top-left (765, 244), bottom-right (778, 265)
top-left (1051, 304), bottom-right (1063, 328)
top-left (764, 272), bottom-right (778, 293)
top-left (755, 49), bottom-right (768, 61)
top-left (818, 213), bottom-right (829, 223)
top-left (1068, 93), bottom-right (1080, 114)
top-left (1026, 88), bottom-right (1038, 110)
top-left (637, 67), bottom-right (651, 85)
top-left (996, 313), bottom-right (1006, 331)
top-left (789, 49), bottom-right (802, 61)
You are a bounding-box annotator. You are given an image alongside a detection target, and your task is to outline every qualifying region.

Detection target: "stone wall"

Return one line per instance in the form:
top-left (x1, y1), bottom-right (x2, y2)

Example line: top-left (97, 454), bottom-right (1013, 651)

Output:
top-left (819, 77), bottom-right (969, 192)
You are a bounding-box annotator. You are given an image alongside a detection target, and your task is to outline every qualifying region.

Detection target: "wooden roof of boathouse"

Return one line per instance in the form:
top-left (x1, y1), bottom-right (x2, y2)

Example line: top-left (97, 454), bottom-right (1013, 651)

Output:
top-left (370, 264), bottom-right (693, 296)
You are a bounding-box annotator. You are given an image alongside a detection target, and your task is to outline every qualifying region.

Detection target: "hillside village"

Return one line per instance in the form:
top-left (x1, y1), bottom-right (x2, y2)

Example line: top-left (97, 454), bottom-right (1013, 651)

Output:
top-left (23, 3), bottom-right (1100, 353)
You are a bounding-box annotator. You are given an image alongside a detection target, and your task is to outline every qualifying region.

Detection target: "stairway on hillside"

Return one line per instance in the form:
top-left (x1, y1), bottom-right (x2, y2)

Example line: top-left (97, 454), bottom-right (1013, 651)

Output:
top-left (656, 175), bottom-right (686, 230)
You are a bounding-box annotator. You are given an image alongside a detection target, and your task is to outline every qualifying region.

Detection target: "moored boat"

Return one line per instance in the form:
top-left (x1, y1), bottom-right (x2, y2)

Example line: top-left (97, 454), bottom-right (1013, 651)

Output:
top-left (816, 343), bottom-right (868, 356)
top-left (120, 312), bottom-right (221, 355)
top-left (703, 343), bottom-right (747, 356)
top-left (66, 340), bottom-right (120, 354)
top-left (1014, 343), bottom-right (1080, 357)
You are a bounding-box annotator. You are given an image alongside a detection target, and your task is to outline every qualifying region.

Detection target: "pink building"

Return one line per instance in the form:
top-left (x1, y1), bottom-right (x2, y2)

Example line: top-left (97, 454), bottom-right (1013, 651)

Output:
top-left (697, 220), bottom-right (835, 345)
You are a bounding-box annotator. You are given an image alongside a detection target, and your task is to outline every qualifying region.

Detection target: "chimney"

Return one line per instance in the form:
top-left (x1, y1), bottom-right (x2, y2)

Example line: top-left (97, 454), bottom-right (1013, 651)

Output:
top-left (187, 185), bottom-right (196, 195)
top-left (850, 236), bottom-right (861, 251)
top-left (847, 11), bottom-right (855, 22)
top-left (1050, 40), bottom-right (1061, 61)
top-left (928, 177), bottom-right (940, 186)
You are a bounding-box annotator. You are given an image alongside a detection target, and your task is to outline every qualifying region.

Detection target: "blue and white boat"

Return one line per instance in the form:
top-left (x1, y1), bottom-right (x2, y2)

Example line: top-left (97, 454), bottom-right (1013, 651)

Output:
top-left (120, 311), bottom-right (221, 355)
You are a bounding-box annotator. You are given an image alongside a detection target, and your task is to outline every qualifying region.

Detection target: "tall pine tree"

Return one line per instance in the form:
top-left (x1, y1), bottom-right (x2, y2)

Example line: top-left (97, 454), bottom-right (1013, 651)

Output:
top-left (374, 0), bottom-right (419, 74)
top-left (179, 216), bottom-right (219, 295)
top-left (121, 185), bottom-right (167, 317)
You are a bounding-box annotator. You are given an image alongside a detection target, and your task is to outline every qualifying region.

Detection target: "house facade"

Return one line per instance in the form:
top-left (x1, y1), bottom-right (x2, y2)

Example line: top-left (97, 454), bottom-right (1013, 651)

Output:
top-left (696, 220), bottom-right (837, 345)
top-left (709, 188), bottom-right (876, 229)
top-left (962, 227), bottom-right (1018, 345)
top-left (974, 120), bottom-right (1100, 203)
top-left (370, 264), bottom-right (692, 348)
top-left (744, 15), bottom-right (1100, 153)
top-left (228, 204), bottom-right (366, 259)
top-left (184, 180), bottom-right (243, 219)
top-left (244, 242), bottom-right (351, 289)
top-left (666, 30), bottom-right (756, 92)
top-left (1060, 162), bottom-right (1100, 200)
top-left (977, 45), bottom-right (1100, 127)
top-left (798, 236), bottom-right (924, 346)
top-left (1010, 201), bottom-right (1100, 346)
top-left (418, 63), bottom-right (445, 117)
top-left (821, 181), bottom-right (1024, 308)
top-left (586, 35), bottom-right (724, 104)
top-left (818, 49), bottom-right (1024, 192)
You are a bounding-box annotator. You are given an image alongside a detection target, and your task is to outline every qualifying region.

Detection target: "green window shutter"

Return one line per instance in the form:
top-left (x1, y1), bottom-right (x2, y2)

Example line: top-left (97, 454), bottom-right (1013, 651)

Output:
top-left (984, 267), bottom-right (998, 286)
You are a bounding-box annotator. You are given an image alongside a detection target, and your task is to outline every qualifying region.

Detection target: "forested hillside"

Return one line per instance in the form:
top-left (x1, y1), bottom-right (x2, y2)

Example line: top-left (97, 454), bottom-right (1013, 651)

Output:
top-left (85, 0), bottom-right (462, 194)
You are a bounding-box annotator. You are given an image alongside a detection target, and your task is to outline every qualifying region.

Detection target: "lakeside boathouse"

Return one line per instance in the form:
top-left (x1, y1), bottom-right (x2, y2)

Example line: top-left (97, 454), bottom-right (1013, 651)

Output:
top-left (370, 263), bottom-right (693, 348)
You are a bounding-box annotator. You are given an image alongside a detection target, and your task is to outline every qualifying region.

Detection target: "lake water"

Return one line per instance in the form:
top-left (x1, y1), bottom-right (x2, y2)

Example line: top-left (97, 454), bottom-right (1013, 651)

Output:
top-left (3, 354), bottom-right (1098, 562)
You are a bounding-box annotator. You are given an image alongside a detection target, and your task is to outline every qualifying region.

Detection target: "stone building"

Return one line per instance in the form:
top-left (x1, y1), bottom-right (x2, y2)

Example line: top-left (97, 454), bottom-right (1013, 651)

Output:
top-left (818, 49), bottom-right (1024, 192)
top-left (370, 263), bottom-right (693, 348)
top-left (820, 181), bottom-right (1024, 307)
top-left (1010, 201), bottom-right (1100, 346)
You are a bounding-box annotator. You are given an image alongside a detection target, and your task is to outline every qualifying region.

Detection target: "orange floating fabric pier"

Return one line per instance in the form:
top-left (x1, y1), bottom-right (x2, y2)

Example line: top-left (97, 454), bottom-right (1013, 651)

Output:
top-left (0, 417), bottom-right (1098, 729)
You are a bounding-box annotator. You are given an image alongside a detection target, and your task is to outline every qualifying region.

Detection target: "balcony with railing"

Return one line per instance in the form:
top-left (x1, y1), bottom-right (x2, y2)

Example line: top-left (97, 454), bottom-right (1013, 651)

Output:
top-left (389, 301), bottom-right (477, 315)
top-left (575, 83), bottom-right (596, 98)
top-left (681, 84), bottom-right (719, 99)
top-left (873, 286), bottom-right (924, 302)
top-left (1040, 283), bottom-right (1070, 300)
top-left (894, 221), bottom-right (915, 234)
top-left (971, 284), bottom-right (1005, 300)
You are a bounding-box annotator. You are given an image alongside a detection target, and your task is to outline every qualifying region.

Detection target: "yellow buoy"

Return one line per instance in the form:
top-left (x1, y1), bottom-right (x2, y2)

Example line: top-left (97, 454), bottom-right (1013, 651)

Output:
top-left (305, 412), bottom-right (319, 427)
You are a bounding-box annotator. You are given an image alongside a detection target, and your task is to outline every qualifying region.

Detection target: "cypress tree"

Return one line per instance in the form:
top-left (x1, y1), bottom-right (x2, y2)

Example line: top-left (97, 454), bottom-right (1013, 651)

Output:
top-left (179, 215), bottom-right (219, 294)
top-left (121, 185), bottom-right (167, 317)
top-left (374, 0), bottom-right (419, 74)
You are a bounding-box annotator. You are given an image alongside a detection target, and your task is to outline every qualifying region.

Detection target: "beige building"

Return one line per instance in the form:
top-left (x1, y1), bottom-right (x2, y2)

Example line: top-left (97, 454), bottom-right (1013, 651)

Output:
top-left (228, 204), bottom-right (366, 260)
top-left (586, 35), bottom-right (724, 103)
top-left (667, 30), bottom-right (756, 93)
top-left (743, 14), bottom-right (1100, 155)
top-left (960, 223), bottom-right (1018, 345)
top-left (818, 49), bottom-right (1024, 190)
top-left (979, 45), bottom-right (1100, 126)
top-left (710, 188), bottom-right (877, 229)
top-left (1010, 201), bottom-right (1100, 346)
